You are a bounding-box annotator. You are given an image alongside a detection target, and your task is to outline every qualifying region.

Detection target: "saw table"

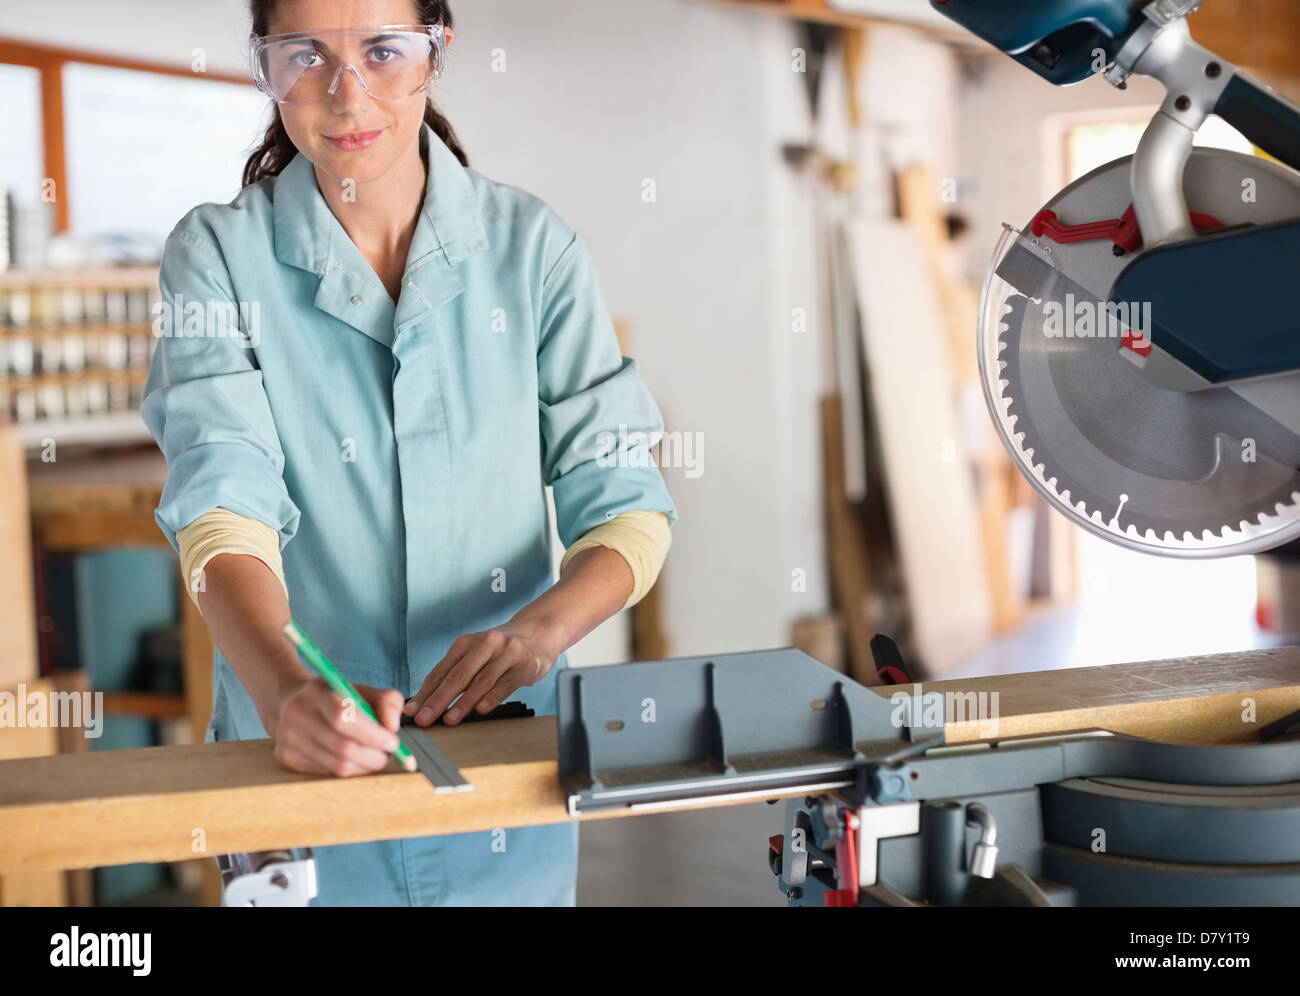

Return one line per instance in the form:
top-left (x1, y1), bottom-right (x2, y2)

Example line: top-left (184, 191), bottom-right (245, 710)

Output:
top-left (2, 645), bottom-right (1298, 887)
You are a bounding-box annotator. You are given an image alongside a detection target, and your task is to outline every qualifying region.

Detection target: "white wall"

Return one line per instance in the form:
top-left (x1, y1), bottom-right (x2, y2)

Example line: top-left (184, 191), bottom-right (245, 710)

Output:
top-left (4, 0), bottom-right (839, 662)
top-left (427, 0), bottom-right (833, 660)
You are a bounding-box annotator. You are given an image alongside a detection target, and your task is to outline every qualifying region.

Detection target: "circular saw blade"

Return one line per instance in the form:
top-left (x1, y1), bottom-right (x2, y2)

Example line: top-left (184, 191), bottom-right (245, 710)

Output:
top-left (979, 148), bottom-right (1300, 557)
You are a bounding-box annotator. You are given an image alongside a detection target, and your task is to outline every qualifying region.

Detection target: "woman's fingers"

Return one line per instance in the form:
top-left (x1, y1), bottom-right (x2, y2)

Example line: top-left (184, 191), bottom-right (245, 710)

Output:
top-left (468, 669), bottom-right (522, 719)
top-left (464, 640), bottom-right (548, 719)
top-left (309, 681), bottom-right (402, 754)
top-left (443, 653), bottom-right (517, 725)
top-left (405, 634), bottom-right (475, 717)
top-left (274, 741), bottom-right (373, 777)
top-left (412, 633), bottom-right (502, 725)
top-left (302, 722), bottom-right (393, 775)
top-left (354, 682), bottom-right (405, 733)
top-left (272, 724), bottom-right (377, 777)
top-left (269, 677), bottom-right (407, 777)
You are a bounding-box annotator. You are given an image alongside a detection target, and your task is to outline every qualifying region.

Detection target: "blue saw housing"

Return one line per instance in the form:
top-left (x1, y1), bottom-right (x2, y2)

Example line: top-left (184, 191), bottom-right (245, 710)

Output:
top-left (930, 0), bottom-right (1138, 85)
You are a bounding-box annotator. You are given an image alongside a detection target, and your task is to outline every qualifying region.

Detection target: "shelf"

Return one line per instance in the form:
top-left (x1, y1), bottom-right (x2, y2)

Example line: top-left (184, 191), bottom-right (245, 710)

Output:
top-left (0, 266), bottom-right (160, 291)
top-left (16, 411), bottom-right (154, 451)
top-left (97, 691), bottom-right (186, 720)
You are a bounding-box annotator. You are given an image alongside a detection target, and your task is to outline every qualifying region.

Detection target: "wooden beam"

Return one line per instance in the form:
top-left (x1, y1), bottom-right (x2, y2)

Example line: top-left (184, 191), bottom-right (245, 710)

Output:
top-left (2, 646), bottom-right (1298, 874)
top-left (0, 38), bottom-right (250, 86)
top-left (686, 0), bottom-right (979, 45)
top-left (1185, 0), bottom-right (1300, 80)
top-left (1, 676), bottom-right (68, 905)
top-left (179, 580), bottom-right (214, 746)
top-left (0, 426), bottom-right (37, 691)
top-left (0, 716), bottom-right (615, 874)
top-left (36, 50), bottom-right (67, 233)
top-left (927, 645), bottom-right (1300, 745)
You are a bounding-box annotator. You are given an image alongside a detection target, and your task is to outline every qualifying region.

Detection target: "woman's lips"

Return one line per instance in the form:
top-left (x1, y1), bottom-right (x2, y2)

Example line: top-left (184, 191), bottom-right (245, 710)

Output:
top-left (324, 129), bottom-right (383, 151)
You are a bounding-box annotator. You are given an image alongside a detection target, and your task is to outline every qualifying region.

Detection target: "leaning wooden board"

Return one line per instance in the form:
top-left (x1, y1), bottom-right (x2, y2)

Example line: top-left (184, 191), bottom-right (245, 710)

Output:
top-left (1, 647), bottom-right (1298, 874)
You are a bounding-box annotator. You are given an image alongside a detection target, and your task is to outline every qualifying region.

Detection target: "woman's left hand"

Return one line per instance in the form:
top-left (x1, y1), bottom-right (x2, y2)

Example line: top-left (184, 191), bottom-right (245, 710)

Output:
top-left (406, 618), bottom-right (563, 726)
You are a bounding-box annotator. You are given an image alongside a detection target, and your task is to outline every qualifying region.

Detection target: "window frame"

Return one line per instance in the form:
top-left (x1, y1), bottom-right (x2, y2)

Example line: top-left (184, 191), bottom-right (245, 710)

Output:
top-left (0, 38), bottom-right (252, 233)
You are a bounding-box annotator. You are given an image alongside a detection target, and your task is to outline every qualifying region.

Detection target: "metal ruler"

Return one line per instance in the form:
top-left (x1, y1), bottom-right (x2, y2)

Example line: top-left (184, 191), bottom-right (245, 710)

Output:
top-left (398, 727), bottom-right (473, 793)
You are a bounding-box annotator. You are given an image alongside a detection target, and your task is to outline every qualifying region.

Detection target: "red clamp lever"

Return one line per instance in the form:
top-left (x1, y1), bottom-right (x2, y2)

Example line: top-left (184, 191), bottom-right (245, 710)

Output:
top-left (1031, 204), bottom-right (1225, 253)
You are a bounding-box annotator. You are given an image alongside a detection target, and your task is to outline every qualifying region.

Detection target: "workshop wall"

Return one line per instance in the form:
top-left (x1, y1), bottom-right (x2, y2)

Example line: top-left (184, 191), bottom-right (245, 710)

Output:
top-left (0, 0), bottom-right (840, 664)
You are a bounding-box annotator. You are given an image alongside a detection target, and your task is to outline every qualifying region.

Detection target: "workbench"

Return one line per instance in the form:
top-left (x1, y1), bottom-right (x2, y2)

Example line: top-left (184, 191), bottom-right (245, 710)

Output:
top-left (25, 445), bottom-right (215, 745)
top-left (2, 646), bottom-right (1297, 876)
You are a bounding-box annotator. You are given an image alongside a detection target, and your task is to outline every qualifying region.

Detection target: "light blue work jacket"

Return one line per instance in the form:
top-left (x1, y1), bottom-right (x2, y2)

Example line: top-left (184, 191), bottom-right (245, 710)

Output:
top-left (141, 123), bottom-right (677, 906)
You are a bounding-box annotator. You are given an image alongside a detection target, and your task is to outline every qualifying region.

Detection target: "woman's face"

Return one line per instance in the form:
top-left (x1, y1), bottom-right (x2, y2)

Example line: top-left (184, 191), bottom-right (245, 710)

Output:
top-left (266, 0), bottom-right (433, 186)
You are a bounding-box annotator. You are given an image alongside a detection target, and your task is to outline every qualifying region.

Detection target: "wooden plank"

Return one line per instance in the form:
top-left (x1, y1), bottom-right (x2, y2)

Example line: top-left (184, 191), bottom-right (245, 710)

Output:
top-left (846, 218), bottom-right (992, 673)
top-left (895, 163), bottom-right (1024, 633)
top-left (180, 587), bottom-right (214, 746)
top-left (99, 691), bottom-right (187, 720)
top-left (1186, 0), bottom-right (1300, 79)
top-left (0, 869), bottom-right (67, 906)
top-left (0, 425), bottom-right (38, 690)
top-left (0, 676), bottom-right (67, 905)
top-left (921, 645), bottom-right (1300, 745)
top-left (0, 679), bottom-right (60, 760)
top-left (0, 716), bottom-right (632, 874)
top-left (2, 646), bottom-right (1298, 874)
top-left (686, 0), bottom-right (980, 44)
top-left (821, 394), bottom-right (878, 684)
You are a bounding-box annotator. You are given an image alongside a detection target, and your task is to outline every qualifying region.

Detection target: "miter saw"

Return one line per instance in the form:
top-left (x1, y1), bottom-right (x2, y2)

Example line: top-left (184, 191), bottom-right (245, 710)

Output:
top-left (552, 0), bottom-right (1300, 911)
top-left (942, 0), bottom-right (1300, 556)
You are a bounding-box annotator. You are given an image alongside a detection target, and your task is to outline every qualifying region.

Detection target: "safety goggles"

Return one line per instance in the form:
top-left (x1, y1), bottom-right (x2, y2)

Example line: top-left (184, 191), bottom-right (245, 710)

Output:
top-left (249, 23), bottom-right (451, 105)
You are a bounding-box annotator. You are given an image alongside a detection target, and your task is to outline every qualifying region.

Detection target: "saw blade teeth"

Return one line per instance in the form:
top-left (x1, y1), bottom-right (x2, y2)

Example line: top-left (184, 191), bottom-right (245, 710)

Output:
top-left (986, 274), bottom-right (1300, 552)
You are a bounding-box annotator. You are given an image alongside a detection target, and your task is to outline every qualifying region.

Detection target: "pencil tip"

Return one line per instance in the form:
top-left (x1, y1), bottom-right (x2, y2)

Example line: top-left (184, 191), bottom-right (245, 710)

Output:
top-left (402, 756), bottom-right (418, 772)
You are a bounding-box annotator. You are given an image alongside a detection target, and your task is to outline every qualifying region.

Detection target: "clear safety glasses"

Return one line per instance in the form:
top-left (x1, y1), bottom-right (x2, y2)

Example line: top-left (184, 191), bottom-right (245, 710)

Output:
top-left (249, 23), bottom-right (451, 105)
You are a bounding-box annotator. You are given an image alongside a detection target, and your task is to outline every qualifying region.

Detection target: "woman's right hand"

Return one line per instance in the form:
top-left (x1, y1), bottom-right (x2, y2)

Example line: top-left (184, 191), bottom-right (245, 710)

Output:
top-left (266, 677), bottom-right (406, 777)
top-left (191, 553), bottom-right (405, 777)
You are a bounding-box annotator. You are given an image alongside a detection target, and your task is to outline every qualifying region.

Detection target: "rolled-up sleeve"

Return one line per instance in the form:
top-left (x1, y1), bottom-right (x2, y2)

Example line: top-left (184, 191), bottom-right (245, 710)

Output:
top-left (141, 222), bottom-right (301, 556)
top-left (537, 232), bottom-right (678, 548)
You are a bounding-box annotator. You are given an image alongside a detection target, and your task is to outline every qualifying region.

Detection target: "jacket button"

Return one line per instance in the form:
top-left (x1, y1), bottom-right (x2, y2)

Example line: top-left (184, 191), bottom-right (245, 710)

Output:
top-left (351, 295), bottom-right (362, 305)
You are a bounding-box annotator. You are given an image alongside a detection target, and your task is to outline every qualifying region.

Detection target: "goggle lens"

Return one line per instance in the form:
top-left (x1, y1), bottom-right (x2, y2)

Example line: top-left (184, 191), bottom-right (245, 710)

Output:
top-left (251, 26), bottom-right (447, 104)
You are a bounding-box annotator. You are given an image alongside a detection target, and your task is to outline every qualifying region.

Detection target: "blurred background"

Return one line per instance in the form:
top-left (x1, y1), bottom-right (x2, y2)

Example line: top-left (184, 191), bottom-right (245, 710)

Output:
top-left (1, 0), bottom-right (1298, 906)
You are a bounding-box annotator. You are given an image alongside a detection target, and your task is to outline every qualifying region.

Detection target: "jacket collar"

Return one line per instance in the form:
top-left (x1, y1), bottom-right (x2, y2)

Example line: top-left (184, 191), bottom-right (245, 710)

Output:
top-left (271, 122), bottom-right (487, 346)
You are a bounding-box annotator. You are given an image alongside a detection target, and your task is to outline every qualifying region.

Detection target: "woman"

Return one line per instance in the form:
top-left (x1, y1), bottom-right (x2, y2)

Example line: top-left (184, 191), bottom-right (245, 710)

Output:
top-left (142, 0), bottom-right (676, 906)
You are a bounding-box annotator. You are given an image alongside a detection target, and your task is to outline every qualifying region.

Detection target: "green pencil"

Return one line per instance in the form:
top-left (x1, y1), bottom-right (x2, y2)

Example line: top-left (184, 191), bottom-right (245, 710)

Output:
top-left (282, 620), bottom-right (417, 772)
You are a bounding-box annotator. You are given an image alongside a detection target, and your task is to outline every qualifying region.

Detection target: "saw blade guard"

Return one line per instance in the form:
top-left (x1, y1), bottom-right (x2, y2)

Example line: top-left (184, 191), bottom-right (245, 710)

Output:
top-left (976, 218), bottom-right (1300, 558)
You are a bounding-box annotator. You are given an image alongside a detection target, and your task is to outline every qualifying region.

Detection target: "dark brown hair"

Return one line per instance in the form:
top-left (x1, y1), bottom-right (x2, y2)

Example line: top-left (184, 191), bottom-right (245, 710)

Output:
top-left (241, 0), bottom-right (467, 187)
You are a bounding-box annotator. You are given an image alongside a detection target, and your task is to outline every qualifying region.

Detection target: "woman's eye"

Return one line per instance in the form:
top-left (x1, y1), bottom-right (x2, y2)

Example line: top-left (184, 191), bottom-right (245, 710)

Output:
top-left (368, 46), bottom-right (399, 64)
top-left (290, 50), bottom-right (324, 68)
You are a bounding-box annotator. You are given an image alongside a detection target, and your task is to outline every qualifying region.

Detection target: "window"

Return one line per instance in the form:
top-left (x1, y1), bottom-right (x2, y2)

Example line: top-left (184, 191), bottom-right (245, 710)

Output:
top-left (64, 63), bottom-right (269, 248)
top-left (1066, 112), bottom-right (1255, 181)
top-left (0, 63), bottom-right (43, 209)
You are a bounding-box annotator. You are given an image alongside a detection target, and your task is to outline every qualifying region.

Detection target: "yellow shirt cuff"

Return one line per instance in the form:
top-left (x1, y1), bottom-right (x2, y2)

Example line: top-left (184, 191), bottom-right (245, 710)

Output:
top-left (558, 510), bottom-right (672, 611)
top-left (175, 507), bottom-right (288, 610)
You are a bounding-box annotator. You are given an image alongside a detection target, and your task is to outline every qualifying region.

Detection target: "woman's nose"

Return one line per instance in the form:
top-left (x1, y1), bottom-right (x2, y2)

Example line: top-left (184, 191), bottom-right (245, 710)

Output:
top-left (326, 63), bottom-right (370, 111)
